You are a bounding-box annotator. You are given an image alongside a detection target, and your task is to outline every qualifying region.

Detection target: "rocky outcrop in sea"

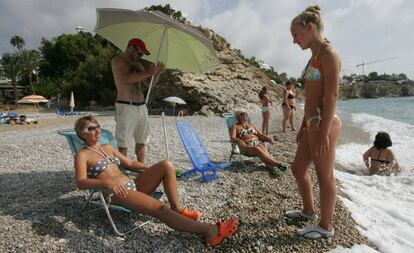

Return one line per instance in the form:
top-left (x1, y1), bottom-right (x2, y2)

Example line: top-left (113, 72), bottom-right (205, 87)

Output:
top-left (340, 80), bottom-right (414, 99)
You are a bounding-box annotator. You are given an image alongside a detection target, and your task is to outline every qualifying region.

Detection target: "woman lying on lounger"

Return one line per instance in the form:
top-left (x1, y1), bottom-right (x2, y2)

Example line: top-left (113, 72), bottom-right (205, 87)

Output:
top-left (74, 115), bottom-right (237, 246)
top-left (230, 111), bottom-right (287, 171)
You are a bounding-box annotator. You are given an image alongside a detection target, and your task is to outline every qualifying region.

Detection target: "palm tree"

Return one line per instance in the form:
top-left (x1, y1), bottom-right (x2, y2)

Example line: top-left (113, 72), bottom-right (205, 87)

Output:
top-left (17, 49), bottom-right (42, 94)
top-left (0, 61), bottom-right (5, 79)
top-left (0, 53), bottom-right (21, 103)
top-left (10, 35), bottom-right (25, 50)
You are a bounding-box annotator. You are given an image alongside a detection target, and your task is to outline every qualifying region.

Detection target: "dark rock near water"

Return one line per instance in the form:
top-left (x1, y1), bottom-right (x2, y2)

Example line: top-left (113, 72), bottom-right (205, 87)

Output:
top-left (340, 80), bottom-right (414, 99)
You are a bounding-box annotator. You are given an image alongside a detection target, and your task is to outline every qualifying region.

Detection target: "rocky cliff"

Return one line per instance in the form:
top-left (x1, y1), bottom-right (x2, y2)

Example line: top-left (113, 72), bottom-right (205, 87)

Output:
top-left (147, 28), bottom-right (298, 116)
top-left (340, 80), bottom-right (414, 99)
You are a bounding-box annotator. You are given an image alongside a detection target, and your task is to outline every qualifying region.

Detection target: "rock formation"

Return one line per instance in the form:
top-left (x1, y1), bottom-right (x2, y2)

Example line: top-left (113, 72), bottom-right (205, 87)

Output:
top-left (340, 80), bottom-right (414, 99)
top-left (147, 27), bottom-right (298, 116)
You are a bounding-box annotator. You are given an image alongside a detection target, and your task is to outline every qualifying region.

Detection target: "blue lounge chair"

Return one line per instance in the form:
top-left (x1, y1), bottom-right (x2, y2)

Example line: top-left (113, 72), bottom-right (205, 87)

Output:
top-left (7, 112), bottom-right (18, 118)
top-left (58, 128), bottom-right (163, 236)
top-left (176, 121), bottom-right (232, 182)
top-left (56, 107), bottom-right (80, 117)
top-left (0, 112), bottom-right (6, 121)
top-left (0, 112), bottom-right (9, 125)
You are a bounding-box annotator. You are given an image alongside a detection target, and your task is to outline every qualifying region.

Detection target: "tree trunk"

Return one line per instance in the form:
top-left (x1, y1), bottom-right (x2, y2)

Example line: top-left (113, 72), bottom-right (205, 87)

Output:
top-left (29, 72), bottom-right (36, 94)
top-left (12, 78), bottom-right (18, 104)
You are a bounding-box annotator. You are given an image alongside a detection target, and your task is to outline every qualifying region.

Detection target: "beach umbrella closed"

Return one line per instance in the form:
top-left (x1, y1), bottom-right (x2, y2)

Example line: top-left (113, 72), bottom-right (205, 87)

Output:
top-left (94, 8), bottom-right (221, 103)
top-left (69, 92), bottom-right (75, 112)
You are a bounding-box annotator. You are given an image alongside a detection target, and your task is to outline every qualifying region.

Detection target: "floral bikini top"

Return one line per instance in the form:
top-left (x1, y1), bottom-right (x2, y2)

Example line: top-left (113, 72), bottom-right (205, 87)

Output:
top-left (86, 146), bottom-right (121, 178)
top-left (301, 45), bottom-right (322, 81)
top-left (301, 58), bottom-right (322, 81)
top-left (237, 125), bottom-right (258, 138)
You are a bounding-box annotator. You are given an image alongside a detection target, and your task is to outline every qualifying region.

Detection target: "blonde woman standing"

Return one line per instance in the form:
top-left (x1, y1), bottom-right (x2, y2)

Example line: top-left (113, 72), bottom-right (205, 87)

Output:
top-left (285, 5), bottom-right (342, 239)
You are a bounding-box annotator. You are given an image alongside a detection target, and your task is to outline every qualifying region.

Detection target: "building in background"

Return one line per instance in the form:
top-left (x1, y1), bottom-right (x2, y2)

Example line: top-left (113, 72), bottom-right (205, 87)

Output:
top-left (0, 79), bottom-right (25, 104)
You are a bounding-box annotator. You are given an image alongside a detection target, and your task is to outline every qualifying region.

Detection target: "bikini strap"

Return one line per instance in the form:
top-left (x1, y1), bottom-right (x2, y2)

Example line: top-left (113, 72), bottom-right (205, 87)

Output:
top-left (302, 59), bottom-right (311, 79)
top-left (377, 149), bottom-right (384, 160)
top-left (315, 43), bottom-right (322, 60)
top-left (98, 146), bottom-right (109, 158)
top-left (86, 145), bottom-right (108, 159)
top-left (239, 123), bottom-right (248, 130)
top-left (315, 43), bottom-right (326, 77)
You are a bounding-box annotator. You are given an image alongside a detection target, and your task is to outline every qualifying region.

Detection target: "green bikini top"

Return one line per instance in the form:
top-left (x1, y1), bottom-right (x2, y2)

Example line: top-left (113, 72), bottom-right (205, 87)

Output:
top-left (301, 59), bottom-right (322, 80)
top-left (301, 45), bottom-right (322, 81)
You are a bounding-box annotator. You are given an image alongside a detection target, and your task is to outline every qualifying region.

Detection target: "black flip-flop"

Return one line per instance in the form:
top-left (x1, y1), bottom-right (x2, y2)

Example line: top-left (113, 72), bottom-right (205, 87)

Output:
top-left (277, 163), bottom-right (288, 172)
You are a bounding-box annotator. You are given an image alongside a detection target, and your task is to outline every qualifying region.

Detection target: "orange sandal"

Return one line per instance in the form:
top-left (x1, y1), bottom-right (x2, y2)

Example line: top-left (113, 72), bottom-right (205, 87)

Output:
top-left (181, 208), bottom-right (202, 220)
top-left (207, 217), bottom-right (238, 246)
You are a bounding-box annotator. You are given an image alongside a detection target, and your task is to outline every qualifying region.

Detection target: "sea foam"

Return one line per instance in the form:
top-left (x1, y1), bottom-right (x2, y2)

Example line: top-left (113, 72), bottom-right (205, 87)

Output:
top-left (336, 112), bottom-right (414, 253)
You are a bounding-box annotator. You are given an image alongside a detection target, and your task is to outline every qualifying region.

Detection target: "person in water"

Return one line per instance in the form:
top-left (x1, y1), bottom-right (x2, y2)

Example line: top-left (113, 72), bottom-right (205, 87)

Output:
top-left (285, 5), bottom-right (342, 239)
top-left (363, 131), bottom-right (400, 176)
top-left (259, 86), bottom-right (272, 135)
top-left (281, 81), bottom-right (297, 132)
top-left (74, 115), bottom-right (237, 246)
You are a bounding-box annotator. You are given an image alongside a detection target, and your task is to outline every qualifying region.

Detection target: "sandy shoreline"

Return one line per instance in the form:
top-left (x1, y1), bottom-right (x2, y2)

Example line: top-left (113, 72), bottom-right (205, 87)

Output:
top-left (0, 108), bottom-right (376, 252)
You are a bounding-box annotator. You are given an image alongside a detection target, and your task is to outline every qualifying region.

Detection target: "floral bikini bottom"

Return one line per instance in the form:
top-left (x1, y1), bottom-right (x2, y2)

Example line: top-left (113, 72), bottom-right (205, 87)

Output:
top-left (245, 139), bottom-right (260, 147)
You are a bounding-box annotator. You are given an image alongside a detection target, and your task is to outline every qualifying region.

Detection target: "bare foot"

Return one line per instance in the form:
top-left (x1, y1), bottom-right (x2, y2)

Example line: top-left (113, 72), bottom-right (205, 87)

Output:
top-left (205, 224), bottom-right (219, 241)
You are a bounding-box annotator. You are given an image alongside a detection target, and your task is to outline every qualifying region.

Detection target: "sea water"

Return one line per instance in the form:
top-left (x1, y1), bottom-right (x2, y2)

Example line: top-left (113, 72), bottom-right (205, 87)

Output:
top-left (334, 97), bottom-right (414, 253)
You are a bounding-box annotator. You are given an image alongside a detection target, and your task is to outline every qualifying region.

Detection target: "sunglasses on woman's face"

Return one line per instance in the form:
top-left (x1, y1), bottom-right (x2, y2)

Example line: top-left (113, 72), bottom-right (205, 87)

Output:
top-left (83, 123), bottom-right (100, 133)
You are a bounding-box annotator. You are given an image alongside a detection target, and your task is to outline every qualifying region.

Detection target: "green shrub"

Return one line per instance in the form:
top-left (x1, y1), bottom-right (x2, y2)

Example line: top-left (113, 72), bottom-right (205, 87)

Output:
top-left (34, 78), bottom-right (60, 98)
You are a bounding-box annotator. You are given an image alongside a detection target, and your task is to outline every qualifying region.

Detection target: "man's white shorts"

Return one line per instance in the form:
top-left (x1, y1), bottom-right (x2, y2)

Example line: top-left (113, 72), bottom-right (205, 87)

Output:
top-left (115, 103), bottom-right (149, 148)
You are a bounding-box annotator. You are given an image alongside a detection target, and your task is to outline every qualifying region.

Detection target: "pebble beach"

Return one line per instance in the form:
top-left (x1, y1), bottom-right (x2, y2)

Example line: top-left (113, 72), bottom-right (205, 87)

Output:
top-left (0, 109), bottom-right (376, 252)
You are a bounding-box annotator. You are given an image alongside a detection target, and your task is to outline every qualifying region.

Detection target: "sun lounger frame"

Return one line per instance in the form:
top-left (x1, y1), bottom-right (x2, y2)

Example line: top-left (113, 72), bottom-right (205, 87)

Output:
top-left (57, 128), bottom-right (162, 236)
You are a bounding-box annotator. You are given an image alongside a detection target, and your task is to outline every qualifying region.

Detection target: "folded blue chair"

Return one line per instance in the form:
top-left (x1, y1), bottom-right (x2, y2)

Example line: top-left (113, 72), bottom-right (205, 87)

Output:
top-left (58, 128), bottom-right (163, 236)
top-left (176, 121), bottom-right (232, 182)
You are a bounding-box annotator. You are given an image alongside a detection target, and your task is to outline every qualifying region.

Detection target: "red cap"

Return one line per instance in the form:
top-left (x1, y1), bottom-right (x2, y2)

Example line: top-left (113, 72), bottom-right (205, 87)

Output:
top-left (128, 38), bottom-right (150, 55)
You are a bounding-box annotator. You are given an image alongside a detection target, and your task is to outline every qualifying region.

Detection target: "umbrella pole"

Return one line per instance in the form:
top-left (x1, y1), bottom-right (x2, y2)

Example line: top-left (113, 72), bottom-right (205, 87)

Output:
top-left (162, 112), bottom-right (170, 160)
top-left (145, 26), bottom-right (168, 104)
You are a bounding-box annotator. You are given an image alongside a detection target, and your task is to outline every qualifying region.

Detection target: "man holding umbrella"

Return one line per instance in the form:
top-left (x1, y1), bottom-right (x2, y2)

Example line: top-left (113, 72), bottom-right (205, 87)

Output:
top-left (111, 38), bottom-right (165, 162)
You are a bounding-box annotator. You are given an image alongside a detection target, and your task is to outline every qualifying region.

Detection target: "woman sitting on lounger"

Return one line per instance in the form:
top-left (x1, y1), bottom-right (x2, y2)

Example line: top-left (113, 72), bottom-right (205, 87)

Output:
top-left (230, 111), bottom-right (287, 171)
top-left (74, 115), bottom-right (237, 246)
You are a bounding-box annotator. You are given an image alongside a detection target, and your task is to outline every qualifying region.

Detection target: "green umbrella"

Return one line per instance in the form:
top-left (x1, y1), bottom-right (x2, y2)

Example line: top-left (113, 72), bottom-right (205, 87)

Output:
top-left (94, 8), bottom-right (222, 103)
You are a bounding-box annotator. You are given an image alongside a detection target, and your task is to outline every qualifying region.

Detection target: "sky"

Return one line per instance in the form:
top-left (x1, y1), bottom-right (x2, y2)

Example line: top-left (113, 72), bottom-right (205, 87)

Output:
top-left (1, 0), bottom-right (413, 79)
